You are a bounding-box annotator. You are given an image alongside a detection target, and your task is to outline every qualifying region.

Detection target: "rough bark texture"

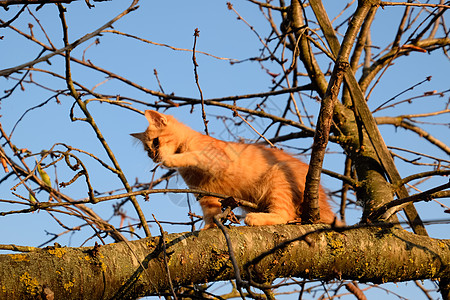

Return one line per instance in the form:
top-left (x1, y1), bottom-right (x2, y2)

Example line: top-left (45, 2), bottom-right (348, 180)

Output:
top-left (290, 0), bottom-right (328, 97)
top-left (1, 225), bottom-right (448, 299)
top-left (309, 0), bottom-right (426, 235)
top-left (303, 60), bottom-right (348, 223)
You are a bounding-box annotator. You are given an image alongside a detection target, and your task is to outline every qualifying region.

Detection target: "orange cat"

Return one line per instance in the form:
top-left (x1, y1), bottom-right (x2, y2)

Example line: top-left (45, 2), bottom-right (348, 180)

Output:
top-left (132, 110), bottom-right (336, 228)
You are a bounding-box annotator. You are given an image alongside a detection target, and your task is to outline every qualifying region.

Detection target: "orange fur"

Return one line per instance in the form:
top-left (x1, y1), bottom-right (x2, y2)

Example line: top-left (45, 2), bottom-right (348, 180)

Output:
top-left (132, 110), bottom-right (336, 228)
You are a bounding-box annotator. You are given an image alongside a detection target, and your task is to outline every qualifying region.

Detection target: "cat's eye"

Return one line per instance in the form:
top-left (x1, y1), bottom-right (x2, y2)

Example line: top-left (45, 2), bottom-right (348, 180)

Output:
top-left (146, 138), bottom-right (160, 160)
top-left (152, 138), bottom-right (160, 150)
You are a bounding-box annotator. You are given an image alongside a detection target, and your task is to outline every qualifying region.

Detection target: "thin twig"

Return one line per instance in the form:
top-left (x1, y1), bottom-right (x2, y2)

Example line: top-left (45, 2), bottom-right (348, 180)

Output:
top-left (233, 109), bottom-right (275, 148)
top-left (376, 116), bottom-right (450, 155)
top-left (400, 169), bottom-right (450, 186)
top-left (56, 2), bottom-right (150, 238)
top-left (0, 1), bottom-right (140, 77)
top-left (368, 179), bottom-right (450, 221)
top-left (372, 77), bottom-right (432, 113)
top-left (192, 28), bottom-right (209, 136)
top-left (345, 282), bottom-right (367, 300)
top-left (213, 212), bottom-right (247, 300)
top-left (153, 214), bottom-right (177, 300)
top-left (381, 1), bottom-right (450, 9)
top-left (246, 0), bottom-right (288, 11)
top-left (0, 244), bottom-right (40, 252)
top-left (0, 3), bottom-right (27, 27)
top-left (103, 29), bottom-right (238, 62)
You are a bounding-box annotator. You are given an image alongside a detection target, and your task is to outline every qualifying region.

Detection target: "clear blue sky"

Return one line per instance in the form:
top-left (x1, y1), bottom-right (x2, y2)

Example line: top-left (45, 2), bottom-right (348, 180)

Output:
top-left (1, 1), bottom-right (448, 299)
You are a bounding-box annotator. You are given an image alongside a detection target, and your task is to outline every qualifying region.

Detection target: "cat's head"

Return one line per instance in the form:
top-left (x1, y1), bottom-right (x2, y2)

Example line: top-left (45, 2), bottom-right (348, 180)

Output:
top-left (131, 110), bottom-right (171, 162)
top-left (131, 132), bottom-right (161, 161)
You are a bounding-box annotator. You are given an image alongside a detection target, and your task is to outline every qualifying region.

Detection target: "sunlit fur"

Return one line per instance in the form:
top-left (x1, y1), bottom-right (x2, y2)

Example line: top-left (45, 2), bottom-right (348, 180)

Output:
top-left (132, 110), bottom-right (336, 228)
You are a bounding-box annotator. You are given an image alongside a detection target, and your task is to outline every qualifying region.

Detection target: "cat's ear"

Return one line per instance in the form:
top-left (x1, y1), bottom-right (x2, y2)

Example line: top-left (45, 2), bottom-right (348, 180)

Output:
top-left (144, 110), bottom-right (168, 127)
top-left (130, 132), bottom-right (146, 143)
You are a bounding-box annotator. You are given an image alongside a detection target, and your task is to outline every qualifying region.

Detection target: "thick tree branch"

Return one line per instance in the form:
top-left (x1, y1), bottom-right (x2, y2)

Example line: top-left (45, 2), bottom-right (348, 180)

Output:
top-left (302, 60), bottom-right (348, 223)
top-left (310, 0), bottom-right (428, 235)
top-left (0, 225), bottom-right (448, 299)
top-left (1, 1), bottom-right (448, 298)
top-left (303, 0), bottom-right (376, 223)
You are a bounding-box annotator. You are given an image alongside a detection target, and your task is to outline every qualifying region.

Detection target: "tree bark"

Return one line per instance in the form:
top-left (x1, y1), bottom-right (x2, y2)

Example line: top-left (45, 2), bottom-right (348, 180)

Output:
top-left (1, 225), bottom-right (449, 299)
top-left (309, 0), bottom-right (427, 235)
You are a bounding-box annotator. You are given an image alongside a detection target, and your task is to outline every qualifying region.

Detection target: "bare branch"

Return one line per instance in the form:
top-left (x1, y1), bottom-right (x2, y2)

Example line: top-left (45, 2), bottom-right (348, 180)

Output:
top-left (376, 116), bottom-right (450, 155)
top-left (368, 180), bottom-right (450, 221)
top-left (0, 0), bottom-right (139, 77)
top-left (380, 1), bottom-right (450, 9)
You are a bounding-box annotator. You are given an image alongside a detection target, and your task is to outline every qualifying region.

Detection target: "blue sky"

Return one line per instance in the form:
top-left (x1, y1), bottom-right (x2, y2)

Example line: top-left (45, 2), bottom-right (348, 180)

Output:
top-left (1, 1), bottom-right (449, 299)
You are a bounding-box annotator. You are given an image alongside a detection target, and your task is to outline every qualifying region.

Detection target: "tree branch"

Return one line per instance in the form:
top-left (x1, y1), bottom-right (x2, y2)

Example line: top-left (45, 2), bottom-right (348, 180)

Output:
top-left (0, 225), bottom-right (448, 299)
top-left (0, 0), bottom-right (73, 6)
top-left (380, 1), bottom-right (450, 10)
top-left (368, 180), bottom-right (450, 221)
top-left (303, 0), bottom-right (374, 224)
top-left (0, 0), bottom-right (139, 77)
top-left (57, 1), bottom-right (151, 238)
top-left (375, 116), bottom-right (450, 155)
top-left (310, 0), bottom-right (429, 236)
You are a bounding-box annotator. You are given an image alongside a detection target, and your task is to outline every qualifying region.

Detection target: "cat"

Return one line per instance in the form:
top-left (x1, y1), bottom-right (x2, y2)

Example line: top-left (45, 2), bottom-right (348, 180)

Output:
top-left (131, 110), bottom-right (337, 229)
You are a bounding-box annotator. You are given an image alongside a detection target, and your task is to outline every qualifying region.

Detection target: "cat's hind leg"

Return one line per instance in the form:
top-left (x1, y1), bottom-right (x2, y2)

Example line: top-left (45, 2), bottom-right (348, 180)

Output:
top-left (244, 164), bottom-right (299, 226)
top-left (244, 188), bottom-right (298, 226)
top-left (198, 196), bottom-right (222, 229)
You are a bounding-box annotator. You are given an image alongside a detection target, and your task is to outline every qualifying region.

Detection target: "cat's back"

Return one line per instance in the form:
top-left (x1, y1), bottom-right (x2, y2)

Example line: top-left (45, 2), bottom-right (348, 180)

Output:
top-left (210, 142), bottom-right (311, 193)
top-left (226, 142), bottom-right (308, 170)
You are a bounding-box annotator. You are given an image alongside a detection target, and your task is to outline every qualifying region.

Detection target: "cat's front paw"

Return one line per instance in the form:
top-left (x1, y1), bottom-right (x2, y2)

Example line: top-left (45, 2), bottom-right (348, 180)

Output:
top-left (245, 212), bottom-right (289, 226)
top-left (161, 155), bottom-right (178, 168)
top-left (244, 213), bottom-right (266, 226)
